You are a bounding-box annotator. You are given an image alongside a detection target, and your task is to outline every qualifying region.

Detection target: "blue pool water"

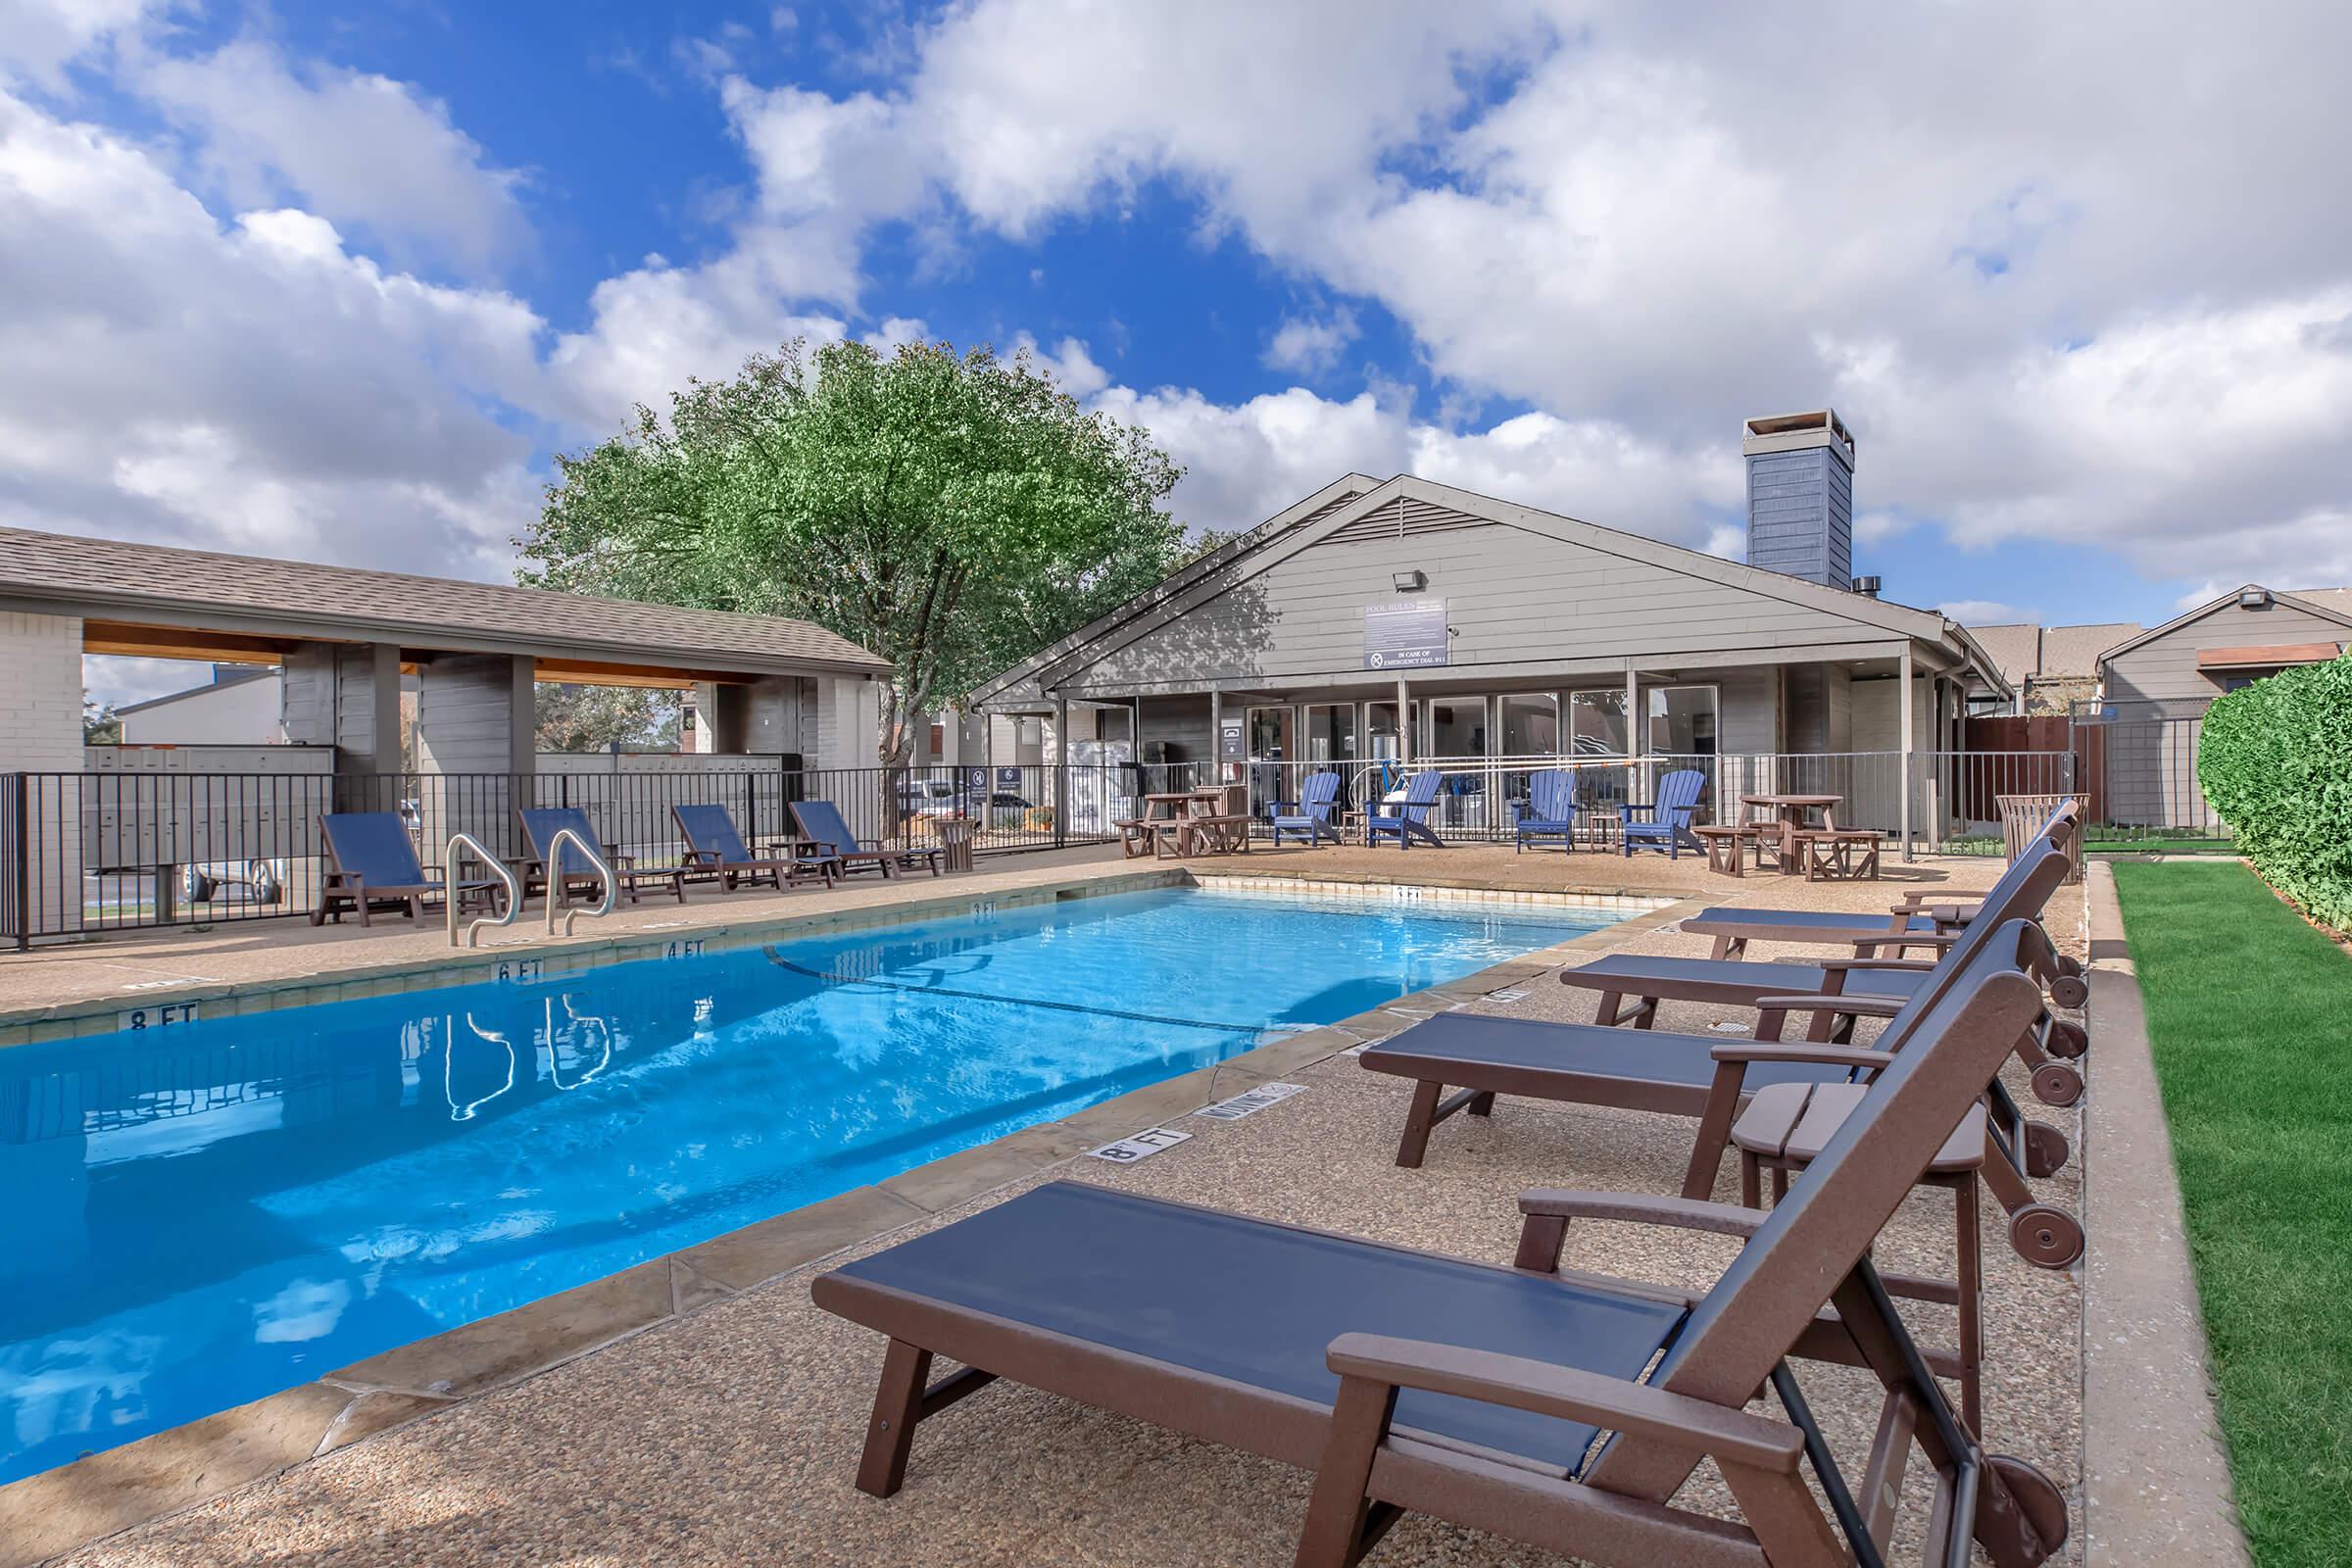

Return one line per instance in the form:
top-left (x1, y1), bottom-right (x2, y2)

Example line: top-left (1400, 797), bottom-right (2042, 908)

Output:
top-left (0, 886), bottom-right (1624, 1480)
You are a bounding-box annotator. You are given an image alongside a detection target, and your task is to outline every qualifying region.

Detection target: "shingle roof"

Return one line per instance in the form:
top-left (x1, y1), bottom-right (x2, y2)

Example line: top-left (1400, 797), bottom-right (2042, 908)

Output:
top-left (1963, 623), bottom-right (2040, 686)
top-left (2036, 622), bottom-right (2142, 679)
top-left (2288, 586), bottom-right (2352, 617)
top-left (0, 526), bottom-right (890, 677)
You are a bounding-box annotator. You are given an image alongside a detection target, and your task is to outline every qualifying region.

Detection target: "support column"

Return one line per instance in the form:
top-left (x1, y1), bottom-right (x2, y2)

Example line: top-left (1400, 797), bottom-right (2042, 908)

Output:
top-left (1053, 696), bottom-right (1069, 848)
top-left (0, 612), bottom-right (84, 941)
top-left (413, 653), bottom-right (534, 863)
top-left (1396, 677), bottom-right (1410, 763)
top-left (1208, 685), bottom-right (1223, 786)
top-left (1898, 646), bottom-right (1915, 862)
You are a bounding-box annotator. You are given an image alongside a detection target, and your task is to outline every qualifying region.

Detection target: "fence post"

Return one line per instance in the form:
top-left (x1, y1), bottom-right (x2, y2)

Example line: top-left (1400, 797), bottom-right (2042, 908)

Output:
top-left (10, 774), bottom-right (27, 953)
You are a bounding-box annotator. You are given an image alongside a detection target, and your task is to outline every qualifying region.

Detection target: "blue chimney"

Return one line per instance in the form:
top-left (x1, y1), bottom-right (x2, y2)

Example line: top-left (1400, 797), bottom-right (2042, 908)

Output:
top-left (1742, 410), bottom-right (1856, 589)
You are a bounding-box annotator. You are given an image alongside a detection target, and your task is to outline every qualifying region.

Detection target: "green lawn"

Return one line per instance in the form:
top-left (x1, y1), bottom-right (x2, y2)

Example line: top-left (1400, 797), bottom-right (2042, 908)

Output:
top-left (2111, 860), bottom-right (2352, 1567)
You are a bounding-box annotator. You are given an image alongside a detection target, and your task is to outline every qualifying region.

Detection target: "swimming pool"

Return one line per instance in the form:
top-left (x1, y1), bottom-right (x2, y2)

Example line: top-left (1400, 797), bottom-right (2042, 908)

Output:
top-left (0, 884), bottom-right (1629, 1481)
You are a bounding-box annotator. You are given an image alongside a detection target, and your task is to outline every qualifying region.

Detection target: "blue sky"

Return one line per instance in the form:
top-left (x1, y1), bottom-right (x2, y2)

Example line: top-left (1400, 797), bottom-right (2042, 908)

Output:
top-left (6, 2), bottom-right (2349, 706)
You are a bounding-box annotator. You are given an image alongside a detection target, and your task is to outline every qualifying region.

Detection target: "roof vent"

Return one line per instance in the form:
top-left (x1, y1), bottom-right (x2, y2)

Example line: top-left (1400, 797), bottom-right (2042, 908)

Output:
top-left (1850, 575), bottom-right (1882, 598)
top-left (2238, 587), bottom-right (2272, 610)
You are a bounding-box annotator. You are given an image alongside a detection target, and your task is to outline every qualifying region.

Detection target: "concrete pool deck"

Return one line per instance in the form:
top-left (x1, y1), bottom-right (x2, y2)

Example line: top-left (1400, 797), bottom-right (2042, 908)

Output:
top-left (0, 838), bottom-right (1987, 1028)
top-left (0, 843), bottom-right (2179, 1566)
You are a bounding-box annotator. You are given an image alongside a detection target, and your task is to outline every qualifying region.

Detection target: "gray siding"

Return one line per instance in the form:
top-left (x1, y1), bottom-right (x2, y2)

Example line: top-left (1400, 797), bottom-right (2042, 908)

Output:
top-left (1745, 447), bottom-right (1853, 589)
top-left (414, 654), bottom-right (531, 775)
top-left (2104, 600), bottom-right (2348, 713)
top-left (1074, 517), bottom-right (1903, 693)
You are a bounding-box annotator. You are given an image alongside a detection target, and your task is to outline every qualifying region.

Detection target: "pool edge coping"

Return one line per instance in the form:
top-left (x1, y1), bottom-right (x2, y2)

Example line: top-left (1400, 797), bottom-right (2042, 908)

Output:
top-left (0, 881), bottom-right (1709, 1567)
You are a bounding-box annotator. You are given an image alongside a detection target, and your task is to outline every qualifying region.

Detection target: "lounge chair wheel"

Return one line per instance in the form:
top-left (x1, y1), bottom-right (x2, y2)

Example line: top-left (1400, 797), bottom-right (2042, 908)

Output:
top-left (2044, 1016), bottom-right (2088, 1056)
top-left (2009, 1203), bottom-right (2084, 1269)
top-left (2053, 953), bottom-right (2085, 980)
top-left (2021, 1120), bottom-right (2071, 1179)
top-left (2047, 973), bottom-right (2089, 1010)
top-left (2029, 1061), bottom-right (2083, 1107)
top-left (1987, 1453), bottom-right (2072, 1558)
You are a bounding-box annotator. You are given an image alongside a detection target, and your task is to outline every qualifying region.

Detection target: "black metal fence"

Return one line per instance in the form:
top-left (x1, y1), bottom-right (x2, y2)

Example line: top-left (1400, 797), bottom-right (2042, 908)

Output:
top-left (2, 761), bottom-right (1133, 947)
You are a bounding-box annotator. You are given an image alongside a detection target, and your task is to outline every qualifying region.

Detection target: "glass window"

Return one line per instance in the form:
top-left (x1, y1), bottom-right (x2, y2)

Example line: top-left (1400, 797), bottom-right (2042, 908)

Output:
top-left (1418, 698), bottom-right (1485, 759)
top-left (1366, 702), bottom-right (1402, 760)
top-left (1569, 689), bottom-right (1629, 756)
top-left (1246, 705), bottom-right (1295, 760)
top-left (1499, 693), bottom-right (1559, 757)
top-left (1302, 704), bottom-right (1356, 763)
top-left (1644, 685), bottom-right (1718, 756)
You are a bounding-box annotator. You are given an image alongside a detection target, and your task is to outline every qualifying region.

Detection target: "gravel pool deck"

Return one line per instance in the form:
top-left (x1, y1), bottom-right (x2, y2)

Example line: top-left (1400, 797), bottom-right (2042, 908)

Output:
top-left (29, 850), bottom-right (2096, 1567)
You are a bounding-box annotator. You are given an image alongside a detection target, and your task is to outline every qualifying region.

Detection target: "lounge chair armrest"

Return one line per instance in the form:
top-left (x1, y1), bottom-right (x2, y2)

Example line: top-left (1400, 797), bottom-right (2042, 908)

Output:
top-left (1855, 929), bottom-right (1961, 950)
top-left (1710, 1041), bottom-right (1897, 1068)
top-left (1515, 1189), bottom-right (1767, 1239)
top-left (1752, 992), bottom-right (1908, 1021)
top-left (1324, 1334), bottom-right (1803, 1473)
top-left (1814, 956), bottom-right (1938, 974)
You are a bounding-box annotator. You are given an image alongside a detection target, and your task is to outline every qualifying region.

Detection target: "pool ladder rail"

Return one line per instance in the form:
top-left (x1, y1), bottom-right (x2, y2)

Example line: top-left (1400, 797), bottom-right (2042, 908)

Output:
top-left (444, 828), bottom-right (618, 949)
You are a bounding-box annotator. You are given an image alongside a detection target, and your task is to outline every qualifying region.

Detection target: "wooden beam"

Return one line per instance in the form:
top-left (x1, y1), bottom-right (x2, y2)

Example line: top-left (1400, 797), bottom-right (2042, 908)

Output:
top-left (491, 655), bottom-right (734, 689)
top-left (80, 620), bottom-right (297, 662)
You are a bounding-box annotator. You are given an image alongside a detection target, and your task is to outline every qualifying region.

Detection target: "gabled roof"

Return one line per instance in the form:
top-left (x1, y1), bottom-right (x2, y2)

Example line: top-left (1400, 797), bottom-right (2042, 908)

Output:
top-left (972, 471), bottom-right (2006, 704)
top-left (2098, 585), bottom-right (2352, 665)
top-left (0, 525), bottom-right (891, 677)
top-left (114, 664), bottom-right (275, 715)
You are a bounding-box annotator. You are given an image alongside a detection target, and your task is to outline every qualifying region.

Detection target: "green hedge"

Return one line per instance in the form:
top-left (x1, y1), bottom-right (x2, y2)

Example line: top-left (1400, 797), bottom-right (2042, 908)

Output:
top-left (2196, 652), bottom-right (2352, 932)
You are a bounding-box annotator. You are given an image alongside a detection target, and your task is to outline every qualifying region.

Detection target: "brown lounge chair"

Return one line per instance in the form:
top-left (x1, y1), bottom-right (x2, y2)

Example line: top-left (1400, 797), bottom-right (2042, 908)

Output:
top-left (516, 807), bottom-right (686, 906)
top-left (1682, 804), bottom-right (2084, 960)
top-left (313, 810), bottom-right (504, 926)
top-left (1556, 816), bottom-right (2089, 1106)
top-left (1360, 845), bottom-right (2082, 1259)
top-left (789, 799), bottom-right (942, 880)
top-left (812, 932), bottom-right (2071, 1568)
top-left (673, 803), bottom-right (833, 892)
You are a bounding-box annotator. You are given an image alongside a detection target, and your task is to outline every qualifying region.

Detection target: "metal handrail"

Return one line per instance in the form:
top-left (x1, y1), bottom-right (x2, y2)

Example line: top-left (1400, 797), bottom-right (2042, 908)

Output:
top-left (445, 831), bottom-right (523, 949)
top-left (540, 827), bottom-right (616, 938)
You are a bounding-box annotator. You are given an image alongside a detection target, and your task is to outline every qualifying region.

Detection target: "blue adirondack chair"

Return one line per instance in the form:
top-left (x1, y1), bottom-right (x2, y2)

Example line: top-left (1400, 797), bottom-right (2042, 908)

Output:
top-left (1619, 768), bottom-right (1708, 858)
top-left (1511, 769), bottom-right (1579, 854)
top-left (1365, 770), bottom-right (1444, 850)
top-left (1267, 770), bottom-right (1343, 846)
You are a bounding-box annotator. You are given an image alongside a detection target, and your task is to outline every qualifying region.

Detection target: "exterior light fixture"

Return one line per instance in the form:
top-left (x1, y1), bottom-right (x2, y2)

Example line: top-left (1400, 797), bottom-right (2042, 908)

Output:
top-left (2238, 588), bottom-right (2272, 609)
top-left (1393, 569), bottom-right (1427, 592)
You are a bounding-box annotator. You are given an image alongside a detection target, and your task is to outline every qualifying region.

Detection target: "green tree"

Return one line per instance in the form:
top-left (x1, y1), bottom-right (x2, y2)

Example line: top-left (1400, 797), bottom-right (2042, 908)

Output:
top-left (82, 693), bottom-right (121, 744)
top-left (533, 683), bottom-right (684, 754)
top-left (520, 337), bottom-right (1186, 763)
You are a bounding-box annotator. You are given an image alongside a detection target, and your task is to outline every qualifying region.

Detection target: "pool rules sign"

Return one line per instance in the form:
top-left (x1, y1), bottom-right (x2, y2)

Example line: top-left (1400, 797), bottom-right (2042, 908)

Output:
top-left (1363, 600), bottom-right (1448, 670)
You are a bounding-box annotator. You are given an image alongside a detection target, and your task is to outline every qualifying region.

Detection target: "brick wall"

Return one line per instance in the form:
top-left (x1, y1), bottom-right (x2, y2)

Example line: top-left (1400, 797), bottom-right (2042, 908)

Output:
top-left (0, 612), bottom-right (85, 771)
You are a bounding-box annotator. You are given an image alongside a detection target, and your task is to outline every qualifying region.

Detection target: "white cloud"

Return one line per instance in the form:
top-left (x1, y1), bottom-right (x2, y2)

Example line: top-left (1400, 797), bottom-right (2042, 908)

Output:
top-left (0, 89), bottom-right (543, 576)
top-left (137, 39), bottom-right (531, 276)
top-left (703, 0), bottom-right (2352, 589)
top-left (1262, 308), bottom-right (1358, 376)
top-left (0, 0), bottom-right (154, 88)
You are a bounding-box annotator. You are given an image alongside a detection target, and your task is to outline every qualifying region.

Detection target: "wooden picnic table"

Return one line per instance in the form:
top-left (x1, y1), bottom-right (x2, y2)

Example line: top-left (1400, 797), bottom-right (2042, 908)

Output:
top-left (1134, 789), bottom-right (1250, 858)
top-left (1739, 792), bottom-right (1843, 875)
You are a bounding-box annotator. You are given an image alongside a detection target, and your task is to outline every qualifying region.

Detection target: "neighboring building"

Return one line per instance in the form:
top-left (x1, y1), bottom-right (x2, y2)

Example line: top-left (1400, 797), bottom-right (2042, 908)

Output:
top-left (2091, 584), bottom-right (2350, 831)
top-left (2099, 585), bottom-right (2351, 716)
top-left (1, 524), bottom-right (890, 940)
top-left (114, 664), bottom-right (284, 745)
top-left (968, 411), bottom-right (2010, 842)
top-left (1961, 621), bottom-right (2142, 716)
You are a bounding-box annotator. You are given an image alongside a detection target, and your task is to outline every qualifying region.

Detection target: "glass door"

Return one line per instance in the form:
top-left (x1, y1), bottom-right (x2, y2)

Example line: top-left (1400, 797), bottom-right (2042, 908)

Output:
top-left (1245, 705), bottom-right (1296, 816)
top-left (1302, 703), bottom-right (1357, 812)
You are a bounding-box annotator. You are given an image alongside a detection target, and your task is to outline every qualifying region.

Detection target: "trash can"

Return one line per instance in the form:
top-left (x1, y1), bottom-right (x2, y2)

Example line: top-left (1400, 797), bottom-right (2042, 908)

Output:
top-left (935, 815), bottom-right (976, 874)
